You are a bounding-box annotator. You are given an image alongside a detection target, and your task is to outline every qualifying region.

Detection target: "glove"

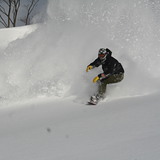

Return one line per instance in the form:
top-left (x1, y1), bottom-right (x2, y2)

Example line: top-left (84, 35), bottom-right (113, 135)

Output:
top-left (92, 73), bottom-right (110, 83)
top-left (86, 65), bottom-right (93, 72)
top-left (93, 76), bottom-right (100, 83)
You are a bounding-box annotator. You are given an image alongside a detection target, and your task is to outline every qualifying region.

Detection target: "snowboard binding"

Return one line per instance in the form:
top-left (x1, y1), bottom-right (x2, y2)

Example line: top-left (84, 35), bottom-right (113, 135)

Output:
top-left (87, 94), bottom-right (103, 105)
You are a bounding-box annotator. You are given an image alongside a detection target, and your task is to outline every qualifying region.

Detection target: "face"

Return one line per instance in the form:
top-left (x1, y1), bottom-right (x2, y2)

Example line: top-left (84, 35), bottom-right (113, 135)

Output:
top-left (98, 53), bottom-right (106, 60)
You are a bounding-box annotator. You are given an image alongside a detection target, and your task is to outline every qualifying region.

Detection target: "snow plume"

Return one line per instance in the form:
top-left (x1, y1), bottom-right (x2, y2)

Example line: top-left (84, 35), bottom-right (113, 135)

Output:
top-left (0, 0), bottom-right (160, 104)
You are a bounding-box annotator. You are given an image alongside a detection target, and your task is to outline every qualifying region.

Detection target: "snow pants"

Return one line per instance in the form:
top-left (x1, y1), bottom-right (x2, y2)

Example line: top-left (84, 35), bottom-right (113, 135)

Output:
top-left (97, 73), bottom-right (124, 98)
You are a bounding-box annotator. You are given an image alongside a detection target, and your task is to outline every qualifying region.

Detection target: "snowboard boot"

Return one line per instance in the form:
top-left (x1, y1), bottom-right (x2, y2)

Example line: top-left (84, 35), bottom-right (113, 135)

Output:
top-left (90, 95), bottom-right (98, 104)
top-left (89, 94), bottom-right (104, 105)
top-left (95, 94), bottom-right (104, 101)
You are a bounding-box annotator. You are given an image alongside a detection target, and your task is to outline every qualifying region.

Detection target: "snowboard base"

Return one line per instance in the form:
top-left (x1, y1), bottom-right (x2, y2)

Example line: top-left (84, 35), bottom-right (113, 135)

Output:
top-left (87, 101), bottom-right (98, 105)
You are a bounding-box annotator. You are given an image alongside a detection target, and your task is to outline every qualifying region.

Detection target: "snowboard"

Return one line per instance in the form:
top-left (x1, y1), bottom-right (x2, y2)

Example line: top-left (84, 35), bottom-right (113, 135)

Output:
top-left (87, 101), bottom-right (98, 105)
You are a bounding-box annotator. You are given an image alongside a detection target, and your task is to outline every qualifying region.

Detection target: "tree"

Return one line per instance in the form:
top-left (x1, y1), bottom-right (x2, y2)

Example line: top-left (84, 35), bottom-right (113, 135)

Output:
top-left (0, 0), bottom-right (20, 27)
top-left (0, 0), bottom-right (39, 28)
top-left (23, 0), bottom-right (39, 25)
top-left (12, 0), bottom-right (20, 27)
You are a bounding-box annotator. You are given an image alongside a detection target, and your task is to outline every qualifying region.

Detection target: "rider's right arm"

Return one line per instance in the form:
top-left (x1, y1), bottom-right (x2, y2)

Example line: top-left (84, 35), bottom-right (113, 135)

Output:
top-left (86, 58), bottom-right (101, 72)
top-left (89, 58), bottom-right (101, 67)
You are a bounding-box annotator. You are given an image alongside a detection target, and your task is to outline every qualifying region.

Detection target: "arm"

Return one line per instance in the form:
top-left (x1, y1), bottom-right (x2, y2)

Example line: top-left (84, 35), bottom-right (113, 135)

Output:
top-left (86, 58), bottom-right (101, 72)
top-left (89, 58), bottom-right (101, 67)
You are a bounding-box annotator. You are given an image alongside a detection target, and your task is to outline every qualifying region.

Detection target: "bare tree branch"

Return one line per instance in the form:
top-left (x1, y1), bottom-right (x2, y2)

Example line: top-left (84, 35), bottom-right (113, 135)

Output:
top-left (7, 0), bottom-right (12, 27)
top-left (0, 14), bottom-right (7, 27)
top-left (0, 0), bottom-right (40, 28)
top-left (24, 0), bottom-right (39, 25)
top-left (0, 0), bottom-right (13, 27)
top-left (3, 0), bottom-right (10, 6)
top-left (0, 0), bottom-right (20, 27)
top-left (12, 0), bottom-right (20, 26)
top-left (0, 4), bottom-right (7, 16)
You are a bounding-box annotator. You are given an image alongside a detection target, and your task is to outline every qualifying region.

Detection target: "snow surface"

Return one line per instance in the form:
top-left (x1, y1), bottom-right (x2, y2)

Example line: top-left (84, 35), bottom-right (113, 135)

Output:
top-left (0, 0), bottom-right (160, 160)
top-left (0, 25), bottom-right (37, 49)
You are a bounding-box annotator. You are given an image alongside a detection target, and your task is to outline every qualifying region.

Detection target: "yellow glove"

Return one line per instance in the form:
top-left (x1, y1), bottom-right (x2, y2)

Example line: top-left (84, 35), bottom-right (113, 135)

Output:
top-left (86, 65), bottom-right (93, 72)
top-left (93, 76), bottom-right (100, 83)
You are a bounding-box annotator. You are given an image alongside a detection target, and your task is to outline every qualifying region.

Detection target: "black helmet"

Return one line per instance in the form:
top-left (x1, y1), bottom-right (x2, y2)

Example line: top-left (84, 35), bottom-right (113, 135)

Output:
top-left (98, 48), bottom-right (112, 61)
top-left (99, 48), bottom-right (107, 55)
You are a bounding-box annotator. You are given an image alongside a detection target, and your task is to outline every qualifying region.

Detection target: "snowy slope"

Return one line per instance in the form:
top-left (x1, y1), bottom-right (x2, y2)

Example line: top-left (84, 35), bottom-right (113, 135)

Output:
top-left (0, 0), bottom-right (160, 160)
top-left (0, 92), bottom-right (160, 160)
top-left (0, 25), bottom-right (37, 49)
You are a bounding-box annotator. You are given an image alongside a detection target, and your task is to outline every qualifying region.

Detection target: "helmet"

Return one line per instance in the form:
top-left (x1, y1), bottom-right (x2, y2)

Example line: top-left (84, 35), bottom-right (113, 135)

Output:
top-left (98, 48), bottom-right (112, 61)
top-left (98, 48), bottom-right (107, 61)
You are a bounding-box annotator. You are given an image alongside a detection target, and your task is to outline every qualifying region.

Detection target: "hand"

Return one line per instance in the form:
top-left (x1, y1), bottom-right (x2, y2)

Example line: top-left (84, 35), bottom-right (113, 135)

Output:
top-left (92, 76), bottom-right (100, 83)
top-left (86, 65), bottom-right (93, 72)
top-left (98, 73), bottom-right (110, 80)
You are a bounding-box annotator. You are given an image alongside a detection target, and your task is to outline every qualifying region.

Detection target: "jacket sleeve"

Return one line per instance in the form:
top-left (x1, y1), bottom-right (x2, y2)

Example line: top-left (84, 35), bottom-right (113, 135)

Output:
top-left (89, 58), bottom-right (101, 68)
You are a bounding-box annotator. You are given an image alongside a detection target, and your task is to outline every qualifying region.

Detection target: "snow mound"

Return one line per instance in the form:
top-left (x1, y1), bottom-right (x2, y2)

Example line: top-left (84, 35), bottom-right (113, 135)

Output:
top-left (0, 25), bottom-right (37, 49)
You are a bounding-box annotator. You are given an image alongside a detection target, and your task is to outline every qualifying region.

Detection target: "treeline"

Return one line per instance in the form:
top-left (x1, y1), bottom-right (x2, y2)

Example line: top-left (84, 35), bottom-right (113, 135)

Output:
top-left (0, 0), bottom-right (39, 28)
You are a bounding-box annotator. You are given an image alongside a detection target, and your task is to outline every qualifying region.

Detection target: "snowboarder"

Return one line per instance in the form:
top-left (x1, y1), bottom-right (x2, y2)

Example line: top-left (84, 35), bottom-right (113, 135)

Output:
top-left (86, 48), bottom-right (124, 104)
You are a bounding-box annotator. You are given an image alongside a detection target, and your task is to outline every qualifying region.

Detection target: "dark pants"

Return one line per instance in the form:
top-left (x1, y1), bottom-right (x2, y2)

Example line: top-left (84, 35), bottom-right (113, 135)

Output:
top-left (97, 73), bottom-right (124, 98)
